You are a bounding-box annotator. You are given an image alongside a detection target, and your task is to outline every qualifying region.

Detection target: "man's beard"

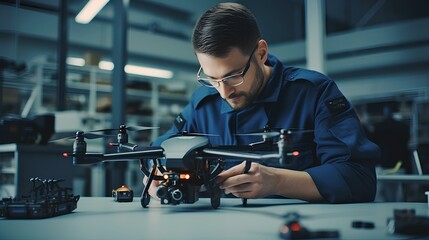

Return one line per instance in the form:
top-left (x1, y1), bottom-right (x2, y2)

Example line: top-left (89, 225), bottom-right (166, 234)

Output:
top-left (224, 63), bottom-right (265, 111)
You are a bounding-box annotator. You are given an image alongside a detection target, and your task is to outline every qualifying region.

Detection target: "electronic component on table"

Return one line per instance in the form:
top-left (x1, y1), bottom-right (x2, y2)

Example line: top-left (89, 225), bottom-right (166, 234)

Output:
top-left (112, 185), bottom-right (134, 202)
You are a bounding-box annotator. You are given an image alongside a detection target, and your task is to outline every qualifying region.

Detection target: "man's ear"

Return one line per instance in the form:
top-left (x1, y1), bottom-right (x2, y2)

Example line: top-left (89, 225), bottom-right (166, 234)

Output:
top-left (257, 39), bottom-right (269, 63)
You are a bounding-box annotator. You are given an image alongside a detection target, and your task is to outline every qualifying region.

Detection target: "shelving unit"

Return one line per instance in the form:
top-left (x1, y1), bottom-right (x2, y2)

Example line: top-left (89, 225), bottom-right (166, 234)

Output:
top-left (5, 61), bottom-right (194, 143)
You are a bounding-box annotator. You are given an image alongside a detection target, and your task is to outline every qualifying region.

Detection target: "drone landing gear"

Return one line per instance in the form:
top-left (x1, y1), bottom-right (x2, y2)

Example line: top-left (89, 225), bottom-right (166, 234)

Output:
top-left (141, 192), bottom-right (150, 208)
top-left (203, 159), bottom-right (224, 209)
top-left (241, 160), bottom-right (252, 207)
top-left (210, 185), bottom-right (221, 209)
top-left (140, 160), bottom-right (159, 208)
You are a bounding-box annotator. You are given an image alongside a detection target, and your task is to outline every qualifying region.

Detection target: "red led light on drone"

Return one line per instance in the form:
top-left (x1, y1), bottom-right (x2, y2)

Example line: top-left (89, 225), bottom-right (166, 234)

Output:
top-left (63, 153), bottom-right (68, 157)
top-left (290, 222), bottom-right (302, 232)
top-left (293, 151), bottom-right (299, 156)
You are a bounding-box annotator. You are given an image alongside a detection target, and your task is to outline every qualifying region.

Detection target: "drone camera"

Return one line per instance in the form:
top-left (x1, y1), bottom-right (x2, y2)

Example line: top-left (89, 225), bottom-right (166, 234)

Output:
top-left (156, 172), bottom-right (198, 205)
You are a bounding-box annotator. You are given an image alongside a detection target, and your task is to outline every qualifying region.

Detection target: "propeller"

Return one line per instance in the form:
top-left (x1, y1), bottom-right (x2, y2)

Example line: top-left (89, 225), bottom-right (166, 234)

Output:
top-left (88, 125), bottom-right (159, 133)
top-left (235, 129), bottom-right (314, 138)
top-left (235, 131), bottom-right (280, 138)
top-left (176, 131), bottom-right (219, 137)
top-left (284, 129), bottom-right (314, 134)
top-left (49, 131), bottom-right (113, 142)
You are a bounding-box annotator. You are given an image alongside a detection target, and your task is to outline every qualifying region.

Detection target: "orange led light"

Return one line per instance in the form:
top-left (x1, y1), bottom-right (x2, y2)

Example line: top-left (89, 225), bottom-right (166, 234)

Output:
top-left (180, 174), bottom-right (190, 180)
top-left (163, 175), bottom-right (169, 180)
top-left (293, 151), bottom-right (299, 156)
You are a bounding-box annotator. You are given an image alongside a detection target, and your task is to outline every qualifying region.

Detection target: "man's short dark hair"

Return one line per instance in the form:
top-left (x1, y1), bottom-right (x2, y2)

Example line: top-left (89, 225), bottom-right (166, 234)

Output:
top-left (192, 2), bottom-right (261, 57)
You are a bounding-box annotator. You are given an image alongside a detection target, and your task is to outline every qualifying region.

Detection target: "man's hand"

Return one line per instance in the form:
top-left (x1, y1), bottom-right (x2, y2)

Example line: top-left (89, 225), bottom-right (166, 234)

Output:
top-left (216, 161), bottom-right (324, 202)
top-left (215, 161), bottom-right (278, 199)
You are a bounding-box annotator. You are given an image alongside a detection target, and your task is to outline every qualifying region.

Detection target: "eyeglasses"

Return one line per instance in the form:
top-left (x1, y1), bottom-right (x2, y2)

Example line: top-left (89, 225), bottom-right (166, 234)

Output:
top-left (197, 45), bottom-right (258, 88)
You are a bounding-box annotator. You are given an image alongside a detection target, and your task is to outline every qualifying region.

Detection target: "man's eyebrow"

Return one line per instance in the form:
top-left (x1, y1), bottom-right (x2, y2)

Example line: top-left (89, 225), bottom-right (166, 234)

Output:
top-left (205, 67), bottom-right (243, 79)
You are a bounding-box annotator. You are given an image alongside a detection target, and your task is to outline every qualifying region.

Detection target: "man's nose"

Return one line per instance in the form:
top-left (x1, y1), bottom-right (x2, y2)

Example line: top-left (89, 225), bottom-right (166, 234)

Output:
top-left (217, 82), bottom-right (234, 98)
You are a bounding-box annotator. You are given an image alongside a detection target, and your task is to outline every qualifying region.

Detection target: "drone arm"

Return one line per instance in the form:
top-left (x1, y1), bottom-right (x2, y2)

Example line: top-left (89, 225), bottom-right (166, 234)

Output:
top-left (101, 148), bottom-right (164, 161)
top-left (202, 148), bottom-right (280, 160)
top-left (63, 153), bottom-right (104, 164)
top-left (202, 147), bottom-right (299, 166)
top-left (64, 147), bottom-right (164, 165)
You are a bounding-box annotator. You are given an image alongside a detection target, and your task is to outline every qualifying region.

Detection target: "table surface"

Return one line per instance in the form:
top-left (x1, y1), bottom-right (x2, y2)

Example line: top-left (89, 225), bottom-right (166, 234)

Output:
top-left (0, 197), bottom-right (428, 240)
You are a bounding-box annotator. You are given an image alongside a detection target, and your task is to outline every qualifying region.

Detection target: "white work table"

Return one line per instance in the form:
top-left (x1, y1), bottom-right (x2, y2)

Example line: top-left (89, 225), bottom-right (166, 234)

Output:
top-left (0, 197), bottom-right (428, 240)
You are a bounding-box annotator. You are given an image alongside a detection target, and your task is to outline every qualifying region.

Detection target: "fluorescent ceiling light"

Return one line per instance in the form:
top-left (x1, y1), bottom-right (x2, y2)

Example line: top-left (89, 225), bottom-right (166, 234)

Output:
top-left (86, 59), bottom-right (173, 79)
top-left (66, 57), bottom-right (85, 66)
top-left (75, 0), bottom-right (110, 24)
top-left (98, 60), bottom-right (114, 70)
top-left (125, 64), bottom-right (173, 79)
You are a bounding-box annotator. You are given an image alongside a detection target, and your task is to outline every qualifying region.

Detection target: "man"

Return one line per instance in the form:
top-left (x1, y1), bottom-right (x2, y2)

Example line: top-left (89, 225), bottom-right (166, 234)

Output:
top-left (149, 2), bottom-right (380, 203)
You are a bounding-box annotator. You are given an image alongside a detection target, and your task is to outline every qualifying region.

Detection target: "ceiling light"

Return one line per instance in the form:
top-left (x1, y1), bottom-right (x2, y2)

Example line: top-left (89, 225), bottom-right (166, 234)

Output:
top-left (125, 64), bottom-right (173, 79)
top-left (98, 60), bottom-right (114, 70)
top-left (75, 0), bottom-right (110, 24)
top-left (67, 58), bottom-right (173, 79)
top-left (66, 57), bottom-right (85, 66)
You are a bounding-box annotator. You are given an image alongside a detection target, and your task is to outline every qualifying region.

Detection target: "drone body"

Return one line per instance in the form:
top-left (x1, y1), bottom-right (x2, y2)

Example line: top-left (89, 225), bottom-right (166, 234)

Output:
top-left (60, 125), bottom-right (301, 209)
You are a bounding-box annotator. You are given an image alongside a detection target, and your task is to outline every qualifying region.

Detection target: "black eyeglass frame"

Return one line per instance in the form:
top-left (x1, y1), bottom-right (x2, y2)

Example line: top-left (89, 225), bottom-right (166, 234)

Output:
top-left (197, 45), bottom-right (258, 88)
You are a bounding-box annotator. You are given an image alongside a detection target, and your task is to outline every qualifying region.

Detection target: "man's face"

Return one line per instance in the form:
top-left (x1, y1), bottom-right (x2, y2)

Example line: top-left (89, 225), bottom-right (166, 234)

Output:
top-left (196, 47), bottom-right (265, 111)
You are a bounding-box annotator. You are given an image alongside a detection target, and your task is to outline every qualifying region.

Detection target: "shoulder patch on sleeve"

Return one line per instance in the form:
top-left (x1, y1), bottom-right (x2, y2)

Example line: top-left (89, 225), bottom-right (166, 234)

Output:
top-left (174, 113), bottom-right (186, 130)
top-left (325, 96), bottom-right (349, 114)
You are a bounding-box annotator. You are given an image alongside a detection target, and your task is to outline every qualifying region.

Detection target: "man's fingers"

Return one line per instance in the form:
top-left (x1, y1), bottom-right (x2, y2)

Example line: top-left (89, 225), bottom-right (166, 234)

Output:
top-left (223, 182), bottom-right (252, 193)
top-left (216, 161), bottom-right (246, 184)
top-left (220, 173), bottom-right (252, 190)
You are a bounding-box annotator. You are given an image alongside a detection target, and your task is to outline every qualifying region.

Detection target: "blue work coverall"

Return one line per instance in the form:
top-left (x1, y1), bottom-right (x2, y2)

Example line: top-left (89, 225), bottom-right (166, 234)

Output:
top-left (152, 54), bottom-right (380, 203)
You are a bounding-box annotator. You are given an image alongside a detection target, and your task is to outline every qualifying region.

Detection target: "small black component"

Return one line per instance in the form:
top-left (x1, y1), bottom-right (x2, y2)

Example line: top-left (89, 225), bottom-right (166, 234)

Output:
top-left (112, 185), bottom-right (134, 202)
top-left (0, 178), bottom-right (79, 219)
top-left (351, 221), bottom-right (375, 229)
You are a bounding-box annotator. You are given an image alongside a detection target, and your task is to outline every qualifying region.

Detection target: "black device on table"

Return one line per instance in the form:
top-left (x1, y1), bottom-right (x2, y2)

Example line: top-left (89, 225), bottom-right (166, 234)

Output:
top-left (0, 178), bottom-right (79, 219)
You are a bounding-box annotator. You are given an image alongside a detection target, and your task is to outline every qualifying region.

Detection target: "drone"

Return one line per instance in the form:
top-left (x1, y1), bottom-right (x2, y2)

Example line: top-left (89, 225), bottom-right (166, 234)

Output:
top-left (58, 124), bottom-right (304, 209)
